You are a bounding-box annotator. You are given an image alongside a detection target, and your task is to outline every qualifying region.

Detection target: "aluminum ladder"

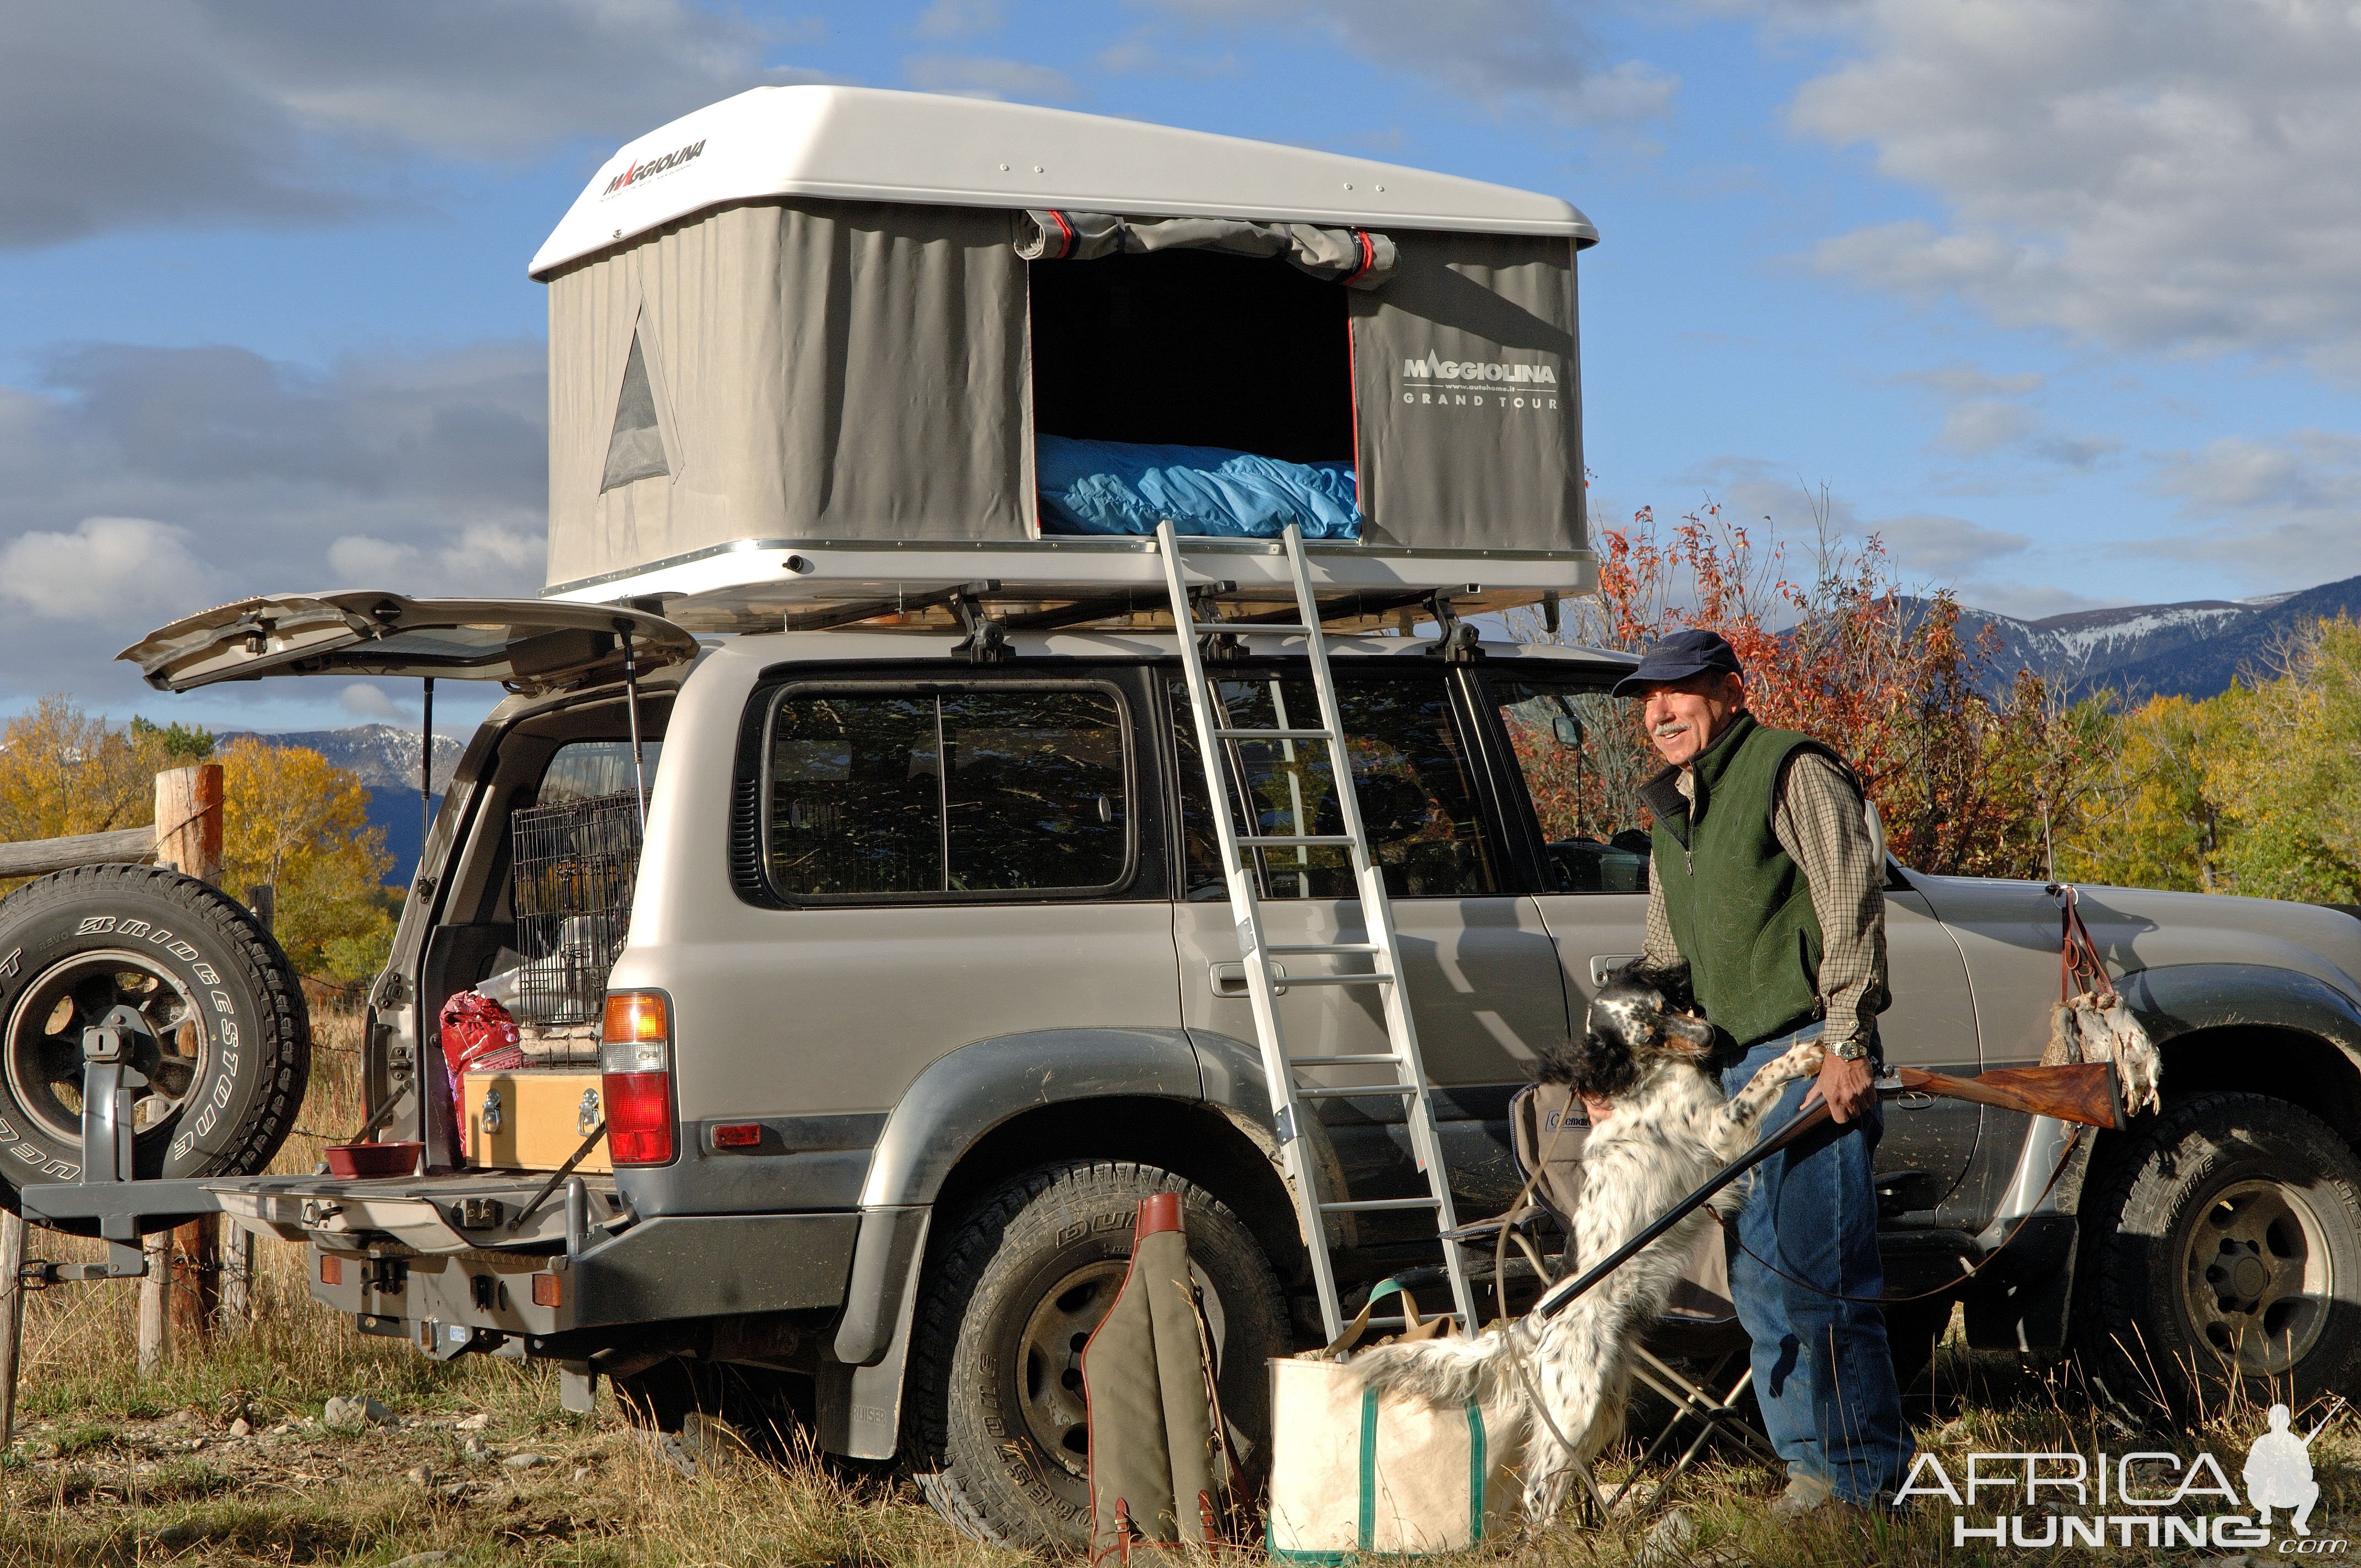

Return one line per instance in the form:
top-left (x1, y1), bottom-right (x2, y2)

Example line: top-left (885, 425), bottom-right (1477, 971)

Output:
top-left (1153, 520), bottom-right (1477, 1340)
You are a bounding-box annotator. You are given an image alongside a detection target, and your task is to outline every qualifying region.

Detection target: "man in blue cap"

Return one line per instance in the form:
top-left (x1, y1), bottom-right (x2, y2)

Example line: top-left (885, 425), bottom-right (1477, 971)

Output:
top-left (1613, 628), bottom-right (1911, 1516)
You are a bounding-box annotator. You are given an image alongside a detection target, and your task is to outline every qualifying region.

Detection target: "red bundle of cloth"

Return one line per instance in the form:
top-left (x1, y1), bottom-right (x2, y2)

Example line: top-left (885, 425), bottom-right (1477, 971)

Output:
top-left (440, 990), bottom-right (527, 1155)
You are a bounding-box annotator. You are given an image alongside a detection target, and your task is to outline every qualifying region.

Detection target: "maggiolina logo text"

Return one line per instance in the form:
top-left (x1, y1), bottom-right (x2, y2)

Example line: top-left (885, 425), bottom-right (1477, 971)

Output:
top-left (602, 140), bottom-right (707, 198)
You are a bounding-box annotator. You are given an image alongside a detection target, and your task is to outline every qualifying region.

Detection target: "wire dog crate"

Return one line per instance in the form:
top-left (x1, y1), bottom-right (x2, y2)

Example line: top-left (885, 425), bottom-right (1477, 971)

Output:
top-left (510, 791), bottom-right (644, 1025)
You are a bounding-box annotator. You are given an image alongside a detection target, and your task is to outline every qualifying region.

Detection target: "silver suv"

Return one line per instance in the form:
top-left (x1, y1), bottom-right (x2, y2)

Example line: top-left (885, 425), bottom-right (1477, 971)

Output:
top-left (95, 595), bottom-right (2361, 1550)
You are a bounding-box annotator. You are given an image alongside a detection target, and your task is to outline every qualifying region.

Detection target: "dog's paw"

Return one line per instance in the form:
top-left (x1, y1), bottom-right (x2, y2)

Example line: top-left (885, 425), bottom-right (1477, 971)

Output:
top-left (1771, 1040), bottom-right (1825, 1083)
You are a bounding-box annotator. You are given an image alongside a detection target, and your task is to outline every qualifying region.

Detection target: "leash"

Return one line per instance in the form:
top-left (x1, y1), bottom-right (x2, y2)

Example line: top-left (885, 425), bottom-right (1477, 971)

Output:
top-left (1711, 1124), bottom-right (2086, 1306)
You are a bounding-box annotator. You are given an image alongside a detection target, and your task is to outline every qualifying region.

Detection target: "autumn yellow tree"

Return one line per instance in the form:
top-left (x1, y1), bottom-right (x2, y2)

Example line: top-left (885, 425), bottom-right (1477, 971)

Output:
top-left (0, 696), bottom-right (193, 841)
top-left (2059, 618), bottom-right (2361, 902)
top-left (219, 738), bottom-right (398, 982)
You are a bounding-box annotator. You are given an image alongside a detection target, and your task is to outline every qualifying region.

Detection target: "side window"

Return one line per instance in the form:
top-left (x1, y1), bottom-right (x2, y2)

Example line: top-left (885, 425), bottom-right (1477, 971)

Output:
top-left (539, 739), bottom-right (662, 805)
top-left (764, 685), bottom-right (1131, 900)
top-left (1172, 671), bottom-right (1497, 900)
top-left (1490, 675), bottom-right (1652, 893)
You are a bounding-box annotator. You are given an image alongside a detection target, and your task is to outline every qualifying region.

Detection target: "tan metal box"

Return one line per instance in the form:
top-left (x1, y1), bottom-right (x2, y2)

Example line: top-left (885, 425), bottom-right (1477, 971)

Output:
top-left (462, 1069), bottom-right (611, 1172)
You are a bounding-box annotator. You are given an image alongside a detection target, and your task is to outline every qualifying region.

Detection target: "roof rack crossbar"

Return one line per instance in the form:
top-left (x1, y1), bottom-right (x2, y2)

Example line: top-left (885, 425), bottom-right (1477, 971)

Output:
top-left (781, 579), bottom-right (1000, 633)
top-left (997, 591), bottom-right (1156, 633)
top-left (1222, 589), bottom-right (1432, 628)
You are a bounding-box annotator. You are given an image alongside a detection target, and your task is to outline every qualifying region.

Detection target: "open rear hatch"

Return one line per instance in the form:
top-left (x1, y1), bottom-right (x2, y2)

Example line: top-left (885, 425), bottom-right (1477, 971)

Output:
top-left (211, 1169), bottom-right (622, 1254)
top-left (118, 592), bottom-right (695, 694)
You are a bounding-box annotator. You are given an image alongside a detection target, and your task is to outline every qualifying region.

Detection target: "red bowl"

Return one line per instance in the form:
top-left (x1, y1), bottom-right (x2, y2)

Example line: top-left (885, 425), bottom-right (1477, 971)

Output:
top-left (325, 1141), bottom-right (421, 1178)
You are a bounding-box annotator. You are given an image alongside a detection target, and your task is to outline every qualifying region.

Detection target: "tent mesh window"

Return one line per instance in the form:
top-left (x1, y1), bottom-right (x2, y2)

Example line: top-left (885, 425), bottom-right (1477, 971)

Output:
top-left (1029, 250), bottom-right (1352, 464)
top-left (510, 790), bottom-right (644, 1024)
top-left (600, 330), bottom-right (671, 491)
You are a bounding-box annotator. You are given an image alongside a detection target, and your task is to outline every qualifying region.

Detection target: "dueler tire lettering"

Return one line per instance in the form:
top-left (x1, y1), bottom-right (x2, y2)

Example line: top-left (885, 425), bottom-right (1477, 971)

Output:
top-left (0, 865), bottom-right (308, 1234)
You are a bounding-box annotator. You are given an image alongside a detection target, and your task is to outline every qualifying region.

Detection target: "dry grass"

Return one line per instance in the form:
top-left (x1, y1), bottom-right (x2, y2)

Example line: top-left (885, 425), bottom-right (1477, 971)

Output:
top-left (3, 1026), bottom-right (2350, 1564)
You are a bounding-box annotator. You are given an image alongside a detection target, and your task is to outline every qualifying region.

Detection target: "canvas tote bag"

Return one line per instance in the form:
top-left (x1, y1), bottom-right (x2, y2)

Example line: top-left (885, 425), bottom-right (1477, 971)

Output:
top-left (1266, 1281), bottom-right (1526, 1560)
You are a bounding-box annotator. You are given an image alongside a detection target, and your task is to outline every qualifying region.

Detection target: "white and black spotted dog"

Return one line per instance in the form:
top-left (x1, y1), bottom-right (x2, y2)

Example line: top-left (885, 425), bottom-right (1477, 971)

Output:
top-left (1352, 965), bottom-right (1824, 1525)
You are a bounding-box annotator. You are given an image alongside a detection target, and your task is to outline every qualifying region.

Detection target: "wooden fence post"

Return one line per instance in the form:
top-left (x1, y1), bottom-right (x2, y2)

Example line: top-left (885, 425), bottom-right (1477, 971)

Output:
top-left (154, 765), bottom-right (223, 883)
top-left (145, 764), bottom-right (226, 1369)
top-left (137, 1232), bottom-right (171, 1375)
top-left (0, 1211), bottom-right (25, 1452)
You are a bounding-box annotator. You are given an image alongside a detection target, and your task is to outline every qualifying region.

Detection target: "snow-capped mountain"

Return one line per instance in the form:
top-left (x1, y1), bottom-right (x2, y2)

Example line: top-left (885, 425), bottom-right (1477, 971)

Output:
top-left (223, 723), bottom-right (464, 795)
top-left (1954, 574), bottom-right (2361, 700)
top-left (217, 723), bottom-right (465, 885)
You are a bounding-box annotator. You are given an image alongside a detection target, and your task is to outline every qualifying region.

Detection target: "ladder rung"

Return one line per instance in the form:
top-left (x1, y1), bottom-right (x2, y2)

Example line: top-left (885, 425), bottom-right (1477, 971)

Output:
top-left (1295, 1082), bottom-right (1420, 1099)
top-left (1265, 942), bottom-right (1382, 955)
top-left (1288, 1053), bottom-right (1405, 1067)
top-left (1241, 834), bottom-right (1353, 848)
top-left (1320, 1196), bottom-right (1443, 1213)
top-left (1265, 971), bottom-right (1389, 988)
top-left (1212, 727), bottom-right (1335, 741)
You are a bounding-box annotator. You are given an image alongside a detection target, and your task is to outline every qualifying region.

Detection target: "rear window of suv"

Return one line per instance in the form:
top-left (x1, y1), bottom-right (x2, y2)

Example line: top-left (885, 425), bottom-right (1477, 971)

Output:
top-left (763, 684), bottom-right (1133, 900)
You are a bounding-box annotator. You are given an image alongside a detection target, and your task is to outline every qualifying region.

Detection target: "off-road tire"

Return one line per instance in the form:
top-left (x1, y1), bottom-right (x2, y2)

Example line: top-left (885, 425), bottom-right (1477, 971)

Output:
top-left (2074, 1091), bottom-right (2361, 1417)
top-left (903, 1160), bottom-right (1288, 1552)
top-left (0, 865), bottom-right (308, 1230)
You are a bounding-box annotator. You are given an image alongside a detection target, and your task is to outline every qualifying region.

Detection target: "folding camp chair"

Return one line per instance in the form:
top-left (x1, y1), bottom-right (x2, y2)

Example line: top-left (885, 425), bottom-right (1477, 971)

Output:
top-left (1446, 1081), bottom-right (1781, 1514)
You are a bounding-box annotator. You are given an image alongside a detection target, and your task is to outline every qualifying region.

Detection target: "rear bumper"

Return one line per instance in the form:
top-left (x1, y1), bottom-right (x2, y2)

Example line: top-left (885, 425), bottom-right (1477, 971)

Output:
top-left (307, 1211), bottom-right (860, 1347)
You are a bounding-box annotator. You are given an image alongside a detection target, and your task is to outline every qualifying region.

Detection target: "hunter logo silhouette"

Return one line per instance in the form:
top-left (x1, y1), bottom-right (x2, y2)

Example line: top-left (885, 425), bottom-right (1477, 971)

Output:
top-left (2244, 1400), bottom-right (2341, 1536)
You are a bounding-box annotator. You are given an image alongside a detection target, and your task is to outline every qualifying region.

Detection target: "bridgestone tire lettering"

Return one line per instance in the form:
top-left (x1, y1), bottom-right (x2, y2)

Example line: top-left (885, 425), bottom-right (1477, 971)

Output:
top-left (0, 866), bottom-right (309, 1234)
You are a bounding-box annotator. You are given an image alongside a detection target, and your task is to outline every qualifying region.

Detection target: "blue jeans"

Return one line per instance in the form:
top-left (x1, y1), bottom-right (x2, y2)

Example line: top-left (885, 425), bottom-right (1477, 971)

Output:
top-left (1721, 1030), bottom-right (1913, 1504)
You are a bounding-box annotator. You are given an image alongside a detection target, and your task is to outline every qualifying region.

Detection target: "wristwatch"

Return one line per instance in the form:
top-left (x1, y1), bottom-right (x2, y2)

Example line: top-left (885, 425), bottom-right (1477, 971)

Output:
top-left (1829, 1036), bottom-right (1872, 1062)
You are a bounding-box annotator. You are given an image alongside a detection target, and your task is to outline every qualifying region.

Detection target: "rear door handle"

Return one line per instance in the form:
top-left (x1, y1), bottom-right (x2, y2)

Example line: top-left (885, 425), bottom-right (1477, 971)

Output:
top-left (1588, 954), bottom-right (1642, 988)
top-left (1210, 961), bottom-right (1287, 998)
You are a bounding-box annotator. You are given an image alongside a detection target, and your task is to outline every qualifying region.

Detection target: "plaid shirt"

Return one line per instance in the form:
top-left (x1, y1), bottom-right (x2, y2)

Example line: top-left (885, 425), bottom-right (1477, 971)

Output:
top-left (1642, 746), bottom-right (1890, 1044)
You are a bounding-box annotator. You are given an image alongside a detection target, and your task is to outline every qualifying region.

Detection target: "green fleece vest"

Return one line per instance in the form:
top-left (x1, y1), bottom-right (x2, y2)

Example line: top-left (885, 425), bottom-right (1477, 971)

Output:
top-left (1647, 712), bottom-right (1844, 1047)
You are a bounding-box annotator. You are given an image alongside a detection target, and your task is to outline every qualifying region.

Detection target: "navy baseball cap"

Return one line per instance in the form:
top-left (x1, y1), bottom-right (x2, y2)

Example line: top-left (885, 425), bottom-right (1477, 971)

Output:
top-left (1610, 629), bottom-right (1744, 698)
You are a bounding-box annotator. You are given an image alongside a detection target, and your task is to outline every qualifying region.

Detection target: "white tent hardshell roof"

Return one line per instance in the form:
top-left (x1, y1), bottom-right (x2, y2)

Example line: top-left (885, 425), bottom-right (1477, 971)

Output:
top-left (529, 85), bottom-right (1597, 279)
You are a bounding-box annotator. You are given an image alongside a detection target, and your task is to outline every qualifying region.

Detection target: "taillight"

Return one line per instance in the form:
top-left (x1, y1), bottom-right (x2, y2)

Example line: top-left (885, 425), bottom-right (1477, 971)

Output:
top-left (601, 990), bottom-right (675, 1165)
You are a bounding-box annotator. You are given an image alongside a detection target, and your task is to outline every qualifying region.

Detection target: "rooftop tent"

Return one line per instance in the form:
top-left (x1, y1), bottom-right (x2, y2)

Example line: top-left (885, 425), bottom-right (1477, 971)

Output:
top-left (530, 87), bottom-right (1598, 619)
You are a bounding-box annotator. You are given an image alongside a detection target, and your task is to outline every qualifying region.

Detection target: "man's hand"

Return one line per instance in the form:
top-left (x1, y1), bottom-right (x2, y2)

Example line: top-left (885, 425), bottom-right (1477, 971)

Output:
top-left (1816, 1052), bottom-right (1875, 1124)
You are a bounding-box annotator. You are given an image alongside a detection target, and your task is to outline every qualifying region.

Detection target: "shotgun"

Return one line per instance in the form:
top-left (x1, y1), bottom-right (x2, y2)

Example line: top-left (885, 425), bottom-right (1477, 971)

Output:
top-left (1528, 1060), bottom-right (2120, 1322)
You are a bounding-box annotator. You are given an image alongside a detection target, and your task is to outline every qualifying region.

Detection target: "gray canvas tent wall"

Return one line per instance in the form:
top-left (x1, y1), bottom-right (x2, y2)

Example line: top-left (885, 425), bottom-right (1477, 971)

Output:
top-left (530, 86), bottom-right (1599, 616)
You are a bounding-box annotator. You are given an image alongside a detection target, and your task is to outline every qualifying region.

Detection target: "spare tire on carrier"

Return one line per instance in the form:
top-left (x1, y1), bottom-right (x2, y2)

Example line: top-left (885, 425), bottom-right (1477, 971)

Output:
top-left (0, 865), bottom-right (310, 1232)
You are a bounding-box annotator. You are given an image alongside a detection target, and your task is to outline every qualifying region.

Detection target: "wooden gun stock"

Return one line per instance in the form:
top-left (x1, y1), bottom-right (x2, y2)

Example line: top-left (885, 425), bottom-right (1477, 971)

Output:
top-left (1888, 1063), bottom-right (2121, 1130)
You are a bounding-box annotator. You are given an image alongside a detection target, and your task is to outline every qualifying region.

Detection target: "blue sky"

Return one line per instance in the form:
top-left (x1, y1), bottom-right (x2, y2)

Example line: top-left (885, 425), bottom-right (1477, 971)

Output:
top-left (6, 0), bottom-right (2358, 734)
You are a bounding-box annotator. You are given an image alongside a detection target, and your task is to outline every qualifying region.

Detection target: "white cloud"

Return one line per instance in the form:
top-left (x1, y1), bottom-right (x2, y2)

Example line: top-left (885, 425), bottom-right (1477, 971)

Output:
top-left (1136, 0), bottom-right (1674, 126)
top-left (1934, 400), bottom-right (2038, 458)
top-left (1864, 511), bottom-right (2032, 575)
top-left (1950, 581), bottom-right (2120, 621)
top-left (902, 53), bottom-right (1078, 101)
top-left (439, 524), bottom-right (541, 579)
top-left (1901, 364), bottom-right (2044, 400)
top-left (0, 339), bottom-right (547, 704)
top-left (911, 0), bottom-right (1004, 40)
top-left (329, 535), bottom-right (421, 583)
top-left (2, 2), bottom-right (820, 249)
top-left (1780, 0), bottom-right (2361, 372)
top-left (2137, 429), bottom-right (2361, 585)
top-left (0, 517), bottom-right (222, 627)
top-left (339, 682), bottom-right (404, 721)
top-left (1892, 361), bottom-right (2118, 467)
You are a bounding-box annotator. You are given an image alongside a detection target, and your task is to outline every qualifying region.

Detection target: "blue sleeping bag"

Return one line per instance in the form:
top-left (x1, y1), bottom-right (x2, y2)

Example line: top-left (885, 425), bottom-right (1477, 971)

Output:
top-left (1037, 436), bottom-right (1362, 540)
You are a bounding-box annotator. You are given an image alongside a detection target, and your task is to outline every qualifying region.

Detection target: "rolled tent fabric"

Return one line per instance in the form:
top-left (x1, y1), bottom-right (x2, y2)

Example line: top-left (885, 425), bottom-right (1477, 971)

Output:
top-left (1350, 230), bottom-right (1584, 554)
top-left (1018, 210), bottom-right (1396, 288)
top-left (545, 199), bottom-right (1031, 588)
